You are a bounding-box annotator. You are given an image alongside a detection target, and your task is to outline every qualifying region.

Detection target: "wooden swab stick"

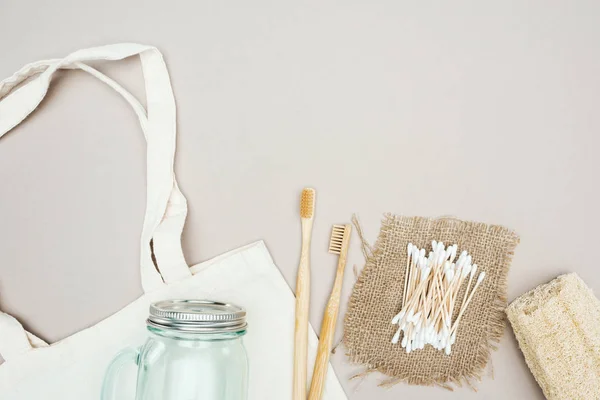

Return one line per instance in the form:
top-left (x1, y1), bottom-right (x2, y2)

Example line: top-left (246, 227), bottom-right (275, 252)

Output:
top-left (394, 270), bottom-right (432, 327)
top-left (402, 243), bottom-right (413, 308)
top-left (447, 267), bottom-right (467, 320)
top-left (458, 264), bottom-right (477, 322)
top-left (451, 271), bottom-right (486, 334)
top-left (407, 248), bottom-right (419, 301)
top-left (428, 270), bottom-right (444, 323)
top-left (405, 253), bottom-right (415, 304)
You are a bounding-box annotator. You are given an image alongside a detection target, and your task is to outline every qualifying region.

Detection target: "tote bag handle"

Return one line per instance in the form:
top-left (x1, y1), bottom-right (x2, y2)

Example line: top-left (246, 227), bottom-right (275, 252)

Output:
top-left (0, 44), bottom-right (191, 292)
top-left (0, 44), bottom-right (193, 361)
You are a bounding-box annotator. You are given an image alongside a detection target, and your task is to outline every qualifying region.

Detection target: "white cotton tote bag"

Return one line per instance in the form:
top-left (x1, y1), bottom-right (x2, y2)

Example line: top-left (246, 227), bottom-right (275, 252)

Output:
top-left (0, 43), bottom-right (348, 400)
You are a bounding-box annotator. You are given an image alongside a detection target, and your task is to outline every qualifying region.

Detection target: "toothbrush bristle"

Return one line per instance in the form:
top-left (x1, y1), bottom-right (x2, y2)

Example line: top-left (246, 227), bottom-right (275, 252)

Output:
top-left (328, 224), bottom-right (349, 255)
top-left (300, 188), bottom-right (315, 219)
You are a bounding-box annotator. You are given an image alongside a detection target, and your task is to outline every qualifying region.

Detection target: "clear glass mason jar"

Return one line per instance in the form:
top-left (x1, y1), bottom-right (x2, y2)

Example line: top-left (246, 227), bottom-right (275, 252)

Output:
top-left (101, 300), bottom-right (248, 400)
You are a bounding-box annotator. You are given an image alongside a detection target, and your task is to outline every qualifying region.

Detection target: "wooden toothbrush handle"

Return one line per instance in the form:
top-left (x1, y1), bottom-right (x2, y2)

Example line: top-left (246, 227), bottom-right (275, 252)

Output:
top-left (308, 244), bottom-right (349, 400)
top-left (293, 220), bottom-right (312, 400)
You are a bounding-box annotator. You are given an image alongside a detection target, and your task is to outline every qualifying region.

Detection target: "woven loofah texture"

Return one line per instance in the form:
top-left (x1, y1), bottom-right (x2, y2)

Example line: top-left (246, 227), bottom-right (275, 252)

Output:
top-left (507, 273), bottom-right (600, 400)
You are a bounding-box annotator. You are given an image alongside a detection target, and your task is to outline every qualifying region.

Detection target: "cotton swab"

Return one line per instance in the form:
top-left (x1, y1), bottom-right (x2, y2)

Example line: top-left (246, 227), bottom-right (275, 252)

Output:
top-left (461, 264), bottom-right (477, 309)
top-left (451, 271), bottom-right (486, 335)
top-left (390, 242), bottom-right (485, 356)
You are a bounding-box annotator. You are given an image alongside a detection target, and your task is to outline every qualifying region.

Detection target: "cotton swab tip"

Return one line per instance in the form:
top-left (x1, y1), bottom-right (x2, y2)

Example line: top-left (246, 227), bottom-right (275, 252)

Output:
top-left (445, 343), bottom-right (452, 355)
top-left (412, 247), bottom-right (420, 261)
top-left (477, 271), bottom-right (486, 284)
top-left (392, 328), bottom-right (401, 344)
top-left (449, 245), bottom-right (458, 262)
top-left (437, 251), bottom-right (446, 265)
top-left (421, 267), bottom-right (431, 281)
top-left (463, 264), bottom-right (472, 277)
top-left (455, 264), bottom-right (463, 276)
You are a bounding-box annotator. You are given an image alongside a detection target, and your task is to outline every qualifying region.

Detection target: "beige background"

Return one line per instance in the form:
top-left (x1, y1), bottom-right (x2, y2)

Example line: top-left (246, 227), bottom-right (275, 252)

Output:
top-left (1, 1), bottom-right (599, 398)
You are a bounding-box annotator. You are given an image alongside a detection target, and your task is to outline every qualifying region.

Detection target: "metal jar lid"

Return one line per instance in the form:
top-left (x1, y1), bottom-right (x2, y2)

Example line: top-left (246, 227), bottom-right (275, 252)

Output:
top-left (147, 300), bottom-right (247, 334)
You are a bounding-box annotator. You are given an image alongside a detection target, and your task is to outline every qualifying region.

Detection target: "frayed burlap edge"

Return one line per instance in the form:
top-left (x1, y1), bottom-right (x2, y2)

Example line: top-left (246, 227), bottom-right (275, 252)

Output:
top-left (342, 213), bottom-right (520, 390)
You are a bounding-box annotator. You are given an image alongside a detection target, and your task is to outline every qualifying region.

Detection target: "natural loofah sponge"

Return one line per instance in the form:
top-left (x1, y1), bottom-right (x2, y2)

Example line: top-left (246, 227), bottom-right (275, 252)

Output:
top-left (506, 273), bottom-right (600, 400)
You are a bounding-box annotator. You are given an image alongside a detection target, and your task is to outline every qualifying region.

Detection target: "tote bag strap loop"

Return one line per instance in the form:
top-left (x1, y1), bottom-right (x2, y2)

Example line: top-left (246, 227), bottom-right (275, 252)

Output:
top-left (0, 44), bottom-right (191, 292)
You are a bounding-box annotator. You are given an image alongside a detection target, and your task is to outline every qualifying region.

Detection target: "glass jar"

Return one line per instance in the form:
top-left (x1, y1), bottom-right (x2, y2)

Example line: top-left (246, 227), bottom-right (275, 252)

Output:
top-left (101, 300), bottom-right (248, 400)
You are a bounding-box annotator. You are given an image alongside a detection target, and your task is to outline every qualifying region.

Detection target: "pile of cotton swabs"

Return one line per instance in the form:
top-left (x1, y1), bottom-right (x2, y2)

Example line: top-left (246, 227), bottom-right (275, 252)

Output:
top-left (391, 241), bottom-right (486, 355)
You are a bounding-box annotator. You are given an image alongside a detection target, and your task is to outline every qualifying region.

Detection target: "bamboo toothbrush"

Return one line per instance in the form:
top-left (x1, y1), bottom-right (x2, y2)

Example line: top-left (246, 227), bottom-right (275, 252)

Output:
top-left (308, 224), bottom-right (352, 400)
top-left (293, 188), bottom-right (315, 400)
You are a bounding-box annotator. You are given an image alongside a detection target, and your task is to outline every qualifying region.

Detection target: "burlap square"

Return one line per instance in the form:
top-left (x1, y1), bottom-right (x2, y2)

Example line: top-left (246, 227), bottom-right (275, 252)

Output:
top-left (343, 214), bottom-right (520, 389)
